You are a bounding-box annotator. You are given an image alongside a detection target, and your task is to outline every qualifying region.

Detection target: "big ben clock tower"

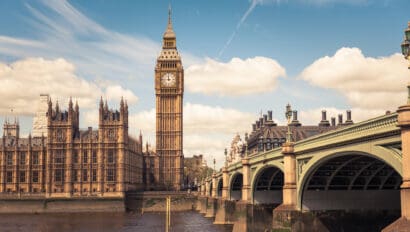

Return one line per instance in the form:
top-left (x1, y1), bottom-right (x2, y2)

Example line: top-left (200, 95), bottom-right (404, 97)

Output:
top-left (155, 8), bottom-right (184, 190)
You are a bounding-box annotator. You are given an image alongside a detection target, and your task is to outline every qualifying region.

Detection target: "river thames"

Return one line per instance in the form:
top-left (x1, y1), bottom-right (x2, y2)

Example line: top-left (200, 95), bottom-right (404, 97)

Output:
top-left (0, 211), bottom-right (233, 232)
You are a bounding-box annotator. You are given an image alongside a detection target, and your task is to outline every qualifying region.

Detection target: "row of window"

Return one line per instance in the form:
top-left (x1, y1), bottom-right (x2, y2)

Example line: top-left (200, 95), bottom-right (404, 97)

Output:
top-left (5, 171), bottom-right (39, 183)
top-left (257, 138), bottom-right (287, 152)
top-left (161, 62), bottom-right (176, 68)
top-left (164, 41), bottom-right (174, 47)
top-left (4, 169), bottom-right (116, 183)
top-left (3, 150), bottom-right (116, 165)
top-left (55, 169), bottom-right (116, 182)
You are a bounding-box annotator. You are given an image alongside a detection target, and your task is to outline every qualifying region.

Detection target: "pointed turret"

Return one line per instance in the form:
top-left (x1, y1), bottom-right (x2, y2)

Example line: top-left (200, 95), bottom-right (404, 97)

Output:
top-left (163, 5), bottom-right (176, 39)
top-left (55, 100), bottom-right (60, 113)
top-left (99, 96), bottom-right (103, 108)
top-left (120, 96), bottom-right (124, 110)
top-left (104, 99), bottom-right (108, 112)
top-left (69, 97), bottom-right (73, 109)
top-left (75, 100), bottom-right (79, 112)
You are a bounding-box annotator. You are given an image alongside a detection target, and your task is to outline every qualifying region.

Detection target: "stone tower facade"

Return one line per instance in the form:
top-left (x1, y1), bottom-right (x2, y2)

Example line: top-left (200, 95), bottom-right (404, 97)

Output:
top-left (155, 8), bottom-right (184, 190)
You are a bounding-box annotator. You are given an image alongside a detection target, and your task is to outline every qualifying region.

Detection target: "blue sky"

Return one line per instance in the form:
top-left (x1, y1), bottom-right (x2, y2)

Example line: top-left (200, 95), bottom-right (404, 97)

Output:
top-left (0, 0), bottom-right (409, 166)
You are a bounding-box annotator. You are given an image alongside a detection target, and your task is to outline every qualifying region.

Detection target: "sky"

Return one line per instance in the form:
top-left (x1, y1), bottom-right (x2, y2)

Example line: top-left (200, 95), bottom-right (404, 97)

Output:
top-left (0, 0), bottom-right (409, 168)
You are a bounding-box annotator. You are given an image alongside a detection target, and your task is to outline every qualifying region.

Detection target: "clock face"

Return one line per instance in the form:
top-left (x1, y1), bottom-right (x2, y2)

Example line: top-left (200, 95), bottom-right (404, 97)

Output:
top-left (161, 73), bottom-right (176, 87)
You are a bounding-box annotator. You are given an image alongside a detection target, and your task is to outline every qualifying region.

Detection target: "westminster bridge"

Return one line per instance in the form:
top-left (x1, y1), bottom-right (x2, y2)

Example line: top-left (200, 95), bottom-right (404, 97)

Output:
top-left (195, 95), bottom-right (410, 231)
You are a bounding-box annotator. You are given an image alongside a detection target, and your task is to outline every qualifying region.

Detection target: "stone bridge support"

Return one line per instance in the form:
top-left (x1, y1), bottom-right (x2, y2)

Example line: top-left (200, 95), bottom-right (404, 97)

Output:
top-left (273, 142), bottom-right (298, 229)
top-left (212, 174), bottom-right (217, 198)
top-left (198, 181), bottom-right (208, 214)
top-left (205, 174), bottom-right (218, 218)
top-left (222, 167), bottom-right (229, 199)
top-left (231, 157), bottom-right (253, 232)
top-left (241, 157), bottom-right (251, 202)
top-left (214, 167), bottom-right (234, 225)
top-left (384, 89), bottom-right (410, 231)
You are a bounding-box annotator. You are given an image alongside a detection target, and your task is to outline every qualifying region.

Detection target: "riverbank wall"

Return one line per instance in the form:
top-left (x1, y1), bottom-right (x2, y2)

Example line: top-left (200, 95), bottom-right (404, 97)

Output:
top-left (125, 191), bottom-right (196, 213)
top-left (0, 197), bottom-right (125, 213)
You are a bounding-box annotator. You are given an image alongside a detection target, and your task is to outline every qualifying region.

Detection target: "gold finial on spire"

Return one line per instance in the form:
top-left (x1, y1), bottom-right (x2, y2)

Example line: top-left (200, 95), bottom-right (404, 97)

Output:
top-left (168, 4), bottom-right (171, 25)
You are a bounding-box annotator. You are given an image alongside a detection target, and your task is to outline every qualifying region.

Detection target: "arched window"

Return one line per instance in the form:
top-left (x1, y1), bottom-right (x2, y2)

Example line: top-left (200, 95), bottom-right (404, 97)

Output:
top-left (258, 136), bottom-right (264, 152)
top-left (266, 138), bottom-right (272, 150)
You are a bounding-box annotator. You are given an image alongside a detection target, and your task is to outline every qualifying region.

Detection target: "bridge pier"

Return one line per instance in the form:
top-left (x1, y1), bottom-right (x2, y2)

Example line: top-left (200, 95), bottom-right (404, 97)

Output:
top-left (241, 157), bottom-right (251, 202)
top-left (199, 195), bottom-right (208, 214)
top-left (384, 90), bottom-right (410, 231)
top-left (231, 201), bottom-right (253, 232)
top-left (221, 166), bottom-right (229, 199)
top-left (205, 197), bottom-right (217, 218)
top-left (273, 142), bottom-right (298, 230)
top-left (214, 199), bottom-right (235, 225)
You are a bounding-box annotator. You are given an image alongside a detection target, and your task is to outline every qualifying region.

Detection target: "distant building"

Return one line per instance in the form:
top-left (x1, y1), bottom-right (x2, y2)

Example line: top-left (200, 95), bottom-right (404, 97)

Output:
top-left (184, 155), bottom-right (209, 188)
top-left (0, 96), bottom-right (144, 198)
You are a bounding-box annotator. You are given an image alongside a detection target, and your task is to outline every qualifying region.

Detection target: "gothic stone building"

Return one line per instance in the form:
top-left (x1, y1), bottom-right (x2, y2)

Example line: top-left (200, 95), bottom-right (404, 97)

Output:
top-left (246, 108), bottom-right (354, 154)
top-left (0, 97), bottom-right (144, 198)
top-left (227, 106), bottom-right (355, 165)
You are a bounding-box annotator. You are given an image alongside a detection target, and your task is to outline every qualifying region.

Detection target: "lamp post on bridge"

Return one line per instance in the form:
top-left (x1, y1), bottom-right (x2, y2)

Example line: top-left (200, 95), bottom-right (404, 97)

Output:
top-left (272, 103), bottom-right (298, 226)
top-left (286, 103), bottom-right (293, 143)
top-left (222, 148), bottom-right (229, 199)
top-left (384, 21), bottom-right (410, 232)
top-left (401, 22), bottom-right (410, 103)
top-left (212, 158), bottom-right (217, 198)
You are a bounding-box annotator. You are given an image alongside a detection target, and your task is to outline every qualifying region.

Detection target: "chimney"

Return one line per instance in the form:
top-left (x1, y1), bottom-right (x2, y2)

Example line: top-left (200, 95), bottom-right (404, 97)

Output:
top-left (263, 114), bottom-right (268, 123)
top-left (290, 110), bottom-right (301, 126)
top-left (345, 110), bottom-right (353, 125)
top-left (319, 110), bottom-right (330, 127)
top-left (293, 110), bottom-right (298, 121)
top-left (265, 110), bottom-right (277, 126)
top-left (256, 120), bottom-right (260, 129)
top-left (259, 117), bottom-right (264, 127)
top-left (252, 124), bottom-right (256, 132)
top-left (331, 117), bottom-right (336, 126)
top-left (338, 114), bottom-right (343, 125)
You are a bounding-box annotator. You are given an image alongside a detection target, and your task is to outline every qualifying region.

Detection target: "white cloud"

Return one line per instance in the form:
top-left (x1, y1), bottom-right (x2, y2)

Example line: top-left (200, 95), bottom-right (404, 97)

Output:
top-left (0, 0), bottom-right (200, 83)
top-left (129, 103), bottom-right (255, 167)
top-left (300, 47), bottom-right (408, 112)
top-left (186, 56), bottom-right (286, 96)
top-left (0, 57), bottom-right (138, 116)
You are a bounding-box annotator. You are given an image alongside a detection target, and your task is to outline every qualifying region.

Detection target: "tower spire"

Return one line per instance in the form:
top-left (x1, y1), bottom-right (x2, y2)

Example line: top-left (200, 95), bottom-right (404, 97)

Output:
top-left (163, 5), bottom-right (175, 40)
top-left (168, 4), bottom-right (172, 29)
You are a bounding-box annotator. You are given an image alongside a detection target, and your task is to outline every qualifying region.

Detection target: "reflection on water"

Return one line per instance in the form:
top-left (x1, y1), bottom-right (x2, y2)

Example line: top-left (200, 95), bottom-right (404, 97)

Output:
top-left (0, 211), bottom-right (233, 232)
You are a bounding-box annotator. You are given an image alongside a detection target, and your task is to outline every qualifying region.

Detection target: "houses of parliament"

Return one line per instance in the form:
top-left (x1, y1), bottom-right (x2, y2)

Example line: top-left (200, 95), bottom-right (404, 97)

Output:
top-left (0, 10), bottom-right (184, 198)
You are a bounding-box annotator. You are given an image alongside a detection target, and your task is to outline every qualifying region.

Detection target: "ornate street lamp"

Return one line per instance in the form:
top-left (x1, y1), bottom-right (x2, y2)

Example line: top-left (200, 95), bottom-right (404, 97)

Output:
top-left (213, 157), bottom-right (216, 173)
top-left (285, 103), bottom-right (293, 143)
top-left (401, 21), bottom-right (410, 103)
top-left (244, 140), bottom-right (248, 158)
top-left (224, 148), bottom-right (228, 167)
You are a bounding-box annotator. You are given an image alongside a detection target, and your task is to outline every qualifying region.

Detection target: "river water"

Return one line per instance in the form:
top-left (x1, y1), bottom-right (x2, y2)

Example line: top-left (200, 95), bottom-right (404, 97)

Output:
top-left (0, 212), bottom-right (233, 232)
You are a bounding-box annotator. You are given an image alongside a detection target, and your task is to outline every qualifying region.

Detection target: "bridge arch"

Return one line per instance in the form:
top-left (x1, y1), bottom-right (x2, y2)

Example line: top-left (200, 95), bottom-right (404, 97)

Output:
top-left (229, 172), bottom-right (243, 201)
top-left (217, 177), bottom-right (223, 197)
top-left (297, 149), bottom-right (402, 211)
top-left (208, 181), bottom-right (213, 197)
top-left (250, 163), bottom-right (284, 204)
